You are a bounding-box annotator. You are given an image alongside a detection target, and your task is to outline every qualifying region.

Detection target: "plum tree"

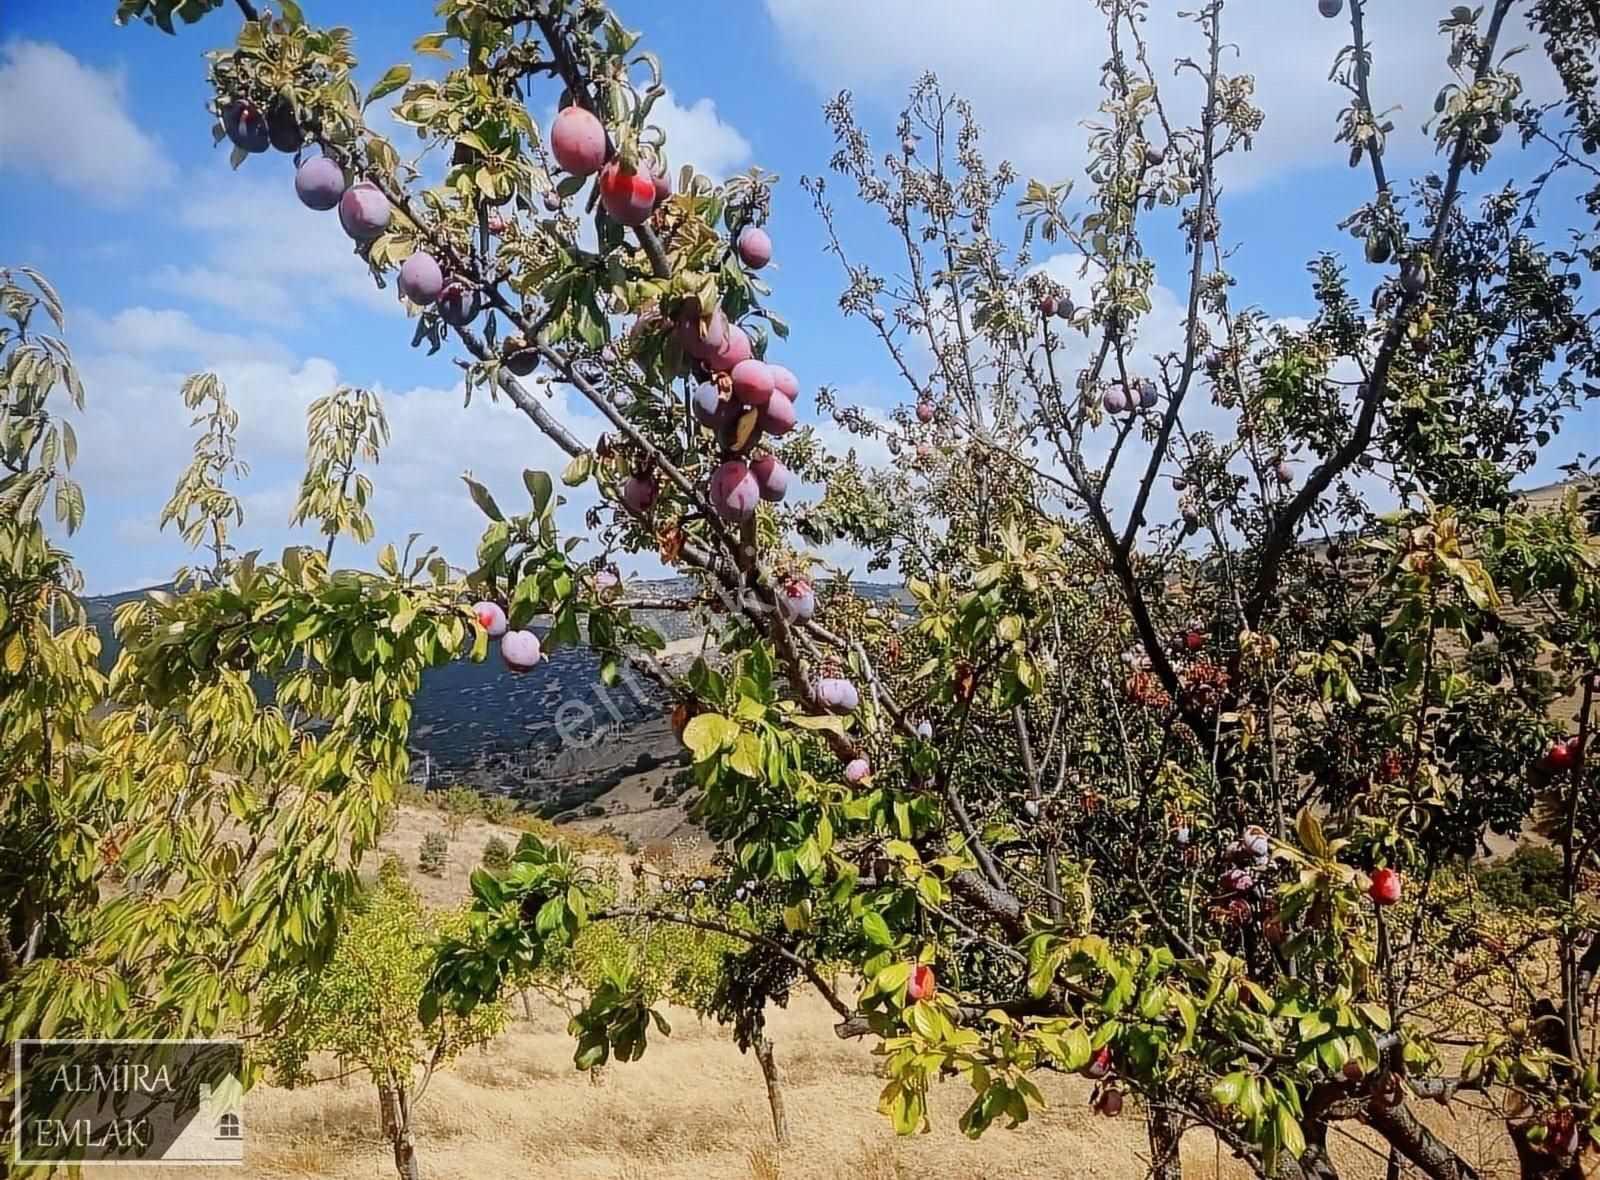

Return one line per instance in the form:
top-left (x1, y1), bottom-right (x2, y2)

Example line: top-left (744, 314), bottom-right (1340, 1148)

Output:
top-left (222, 99), bottom-right (268, 151)
top-left (76, 1), bottom-right (1600, 1177)
top-left (759, 391), bottom-right (796, 436)
top-left (730, 359), bottom-right (774, 407)
top-left (437, 281), bottom-right (479, 327)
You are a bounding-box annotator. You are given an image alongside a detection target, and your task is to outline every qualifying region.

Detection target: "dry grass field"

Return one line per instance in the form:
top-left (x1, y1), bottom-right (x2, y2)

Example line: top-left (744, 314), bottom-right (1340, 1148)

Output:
top-left (83, 983), bottom-right (1517, 1180)
top-left (64, 801), bottom-right (1525, 1180)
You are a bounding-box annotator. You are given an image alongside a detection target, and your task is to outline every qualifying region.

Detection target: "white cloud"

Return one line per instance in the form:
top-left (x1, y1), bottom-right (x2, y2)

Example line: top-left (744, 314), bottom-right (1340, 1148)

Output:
top-left (77, 307), bottom-right (289, 367)
top-left (763, 0), bottom-right (1556, 189)
top-left (61, 308), bottom-right (620, 591)
top-left (151, 166), bottom-right (404, 327)
top-left (649, 90), bottom-right (752, 180)
top-left (0, 40), bottom-right (175, 204)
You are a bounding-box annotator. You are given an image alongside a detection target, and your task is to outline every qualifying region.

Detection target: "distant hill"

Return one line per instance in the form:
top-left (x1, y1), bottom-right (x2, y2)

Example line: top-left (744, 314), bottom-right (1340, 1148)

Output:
top-left (80, 577), bottom-right (904, 815)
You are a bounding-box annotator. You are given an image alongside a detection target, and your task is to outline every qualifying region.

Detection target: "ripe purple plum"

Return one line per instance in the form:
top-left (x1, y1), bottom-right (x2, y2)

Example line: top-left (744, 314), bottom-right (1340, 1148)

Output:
top-left (751, 455), bottom-right (789, 502)
top-left (759, 391), bottom-right (797, 436)
top-left (677, 304), bottom-right (728, 360)
top-left (223, 101), bottom-right (270, 153)
top-left (338, 182), bottom-right (392, 241)
top-left (622, 473), bottom-right (659, 514)
top-left (1093, 1088), bottom-right (1124, 1118)
top-left (1319, 0), bottom-right (1343, 15)
top-left (781, 578), bottom-right (816, 622)
top-left (737, 226), bottom-right (773, 269)
top-left (500, 629), bottom-right (543, 672)
top-left (769, 364), bottom-right (800, 401)
top-left (731, 359), bottom-right (775, 407)
top-left (599, 159), bottom-right (657, 226)
top-left (710, 460), bottom-right (761, 521)
top-left (1103, 384), bottom-right (1130, 414)
top-left (708, 324), bottom-right (753, 373)
top-left (439, 281), bottom-right (480, 327)
top-left (488, 209), bottom-right (508, 234)
top-left (1137, 379), bottom-right (1159, 409)
top-left (915, 719), bottom-right (933, 741)
top-left (815, 677), bottom-right (860, 713)
top-left (266, 99), bottom-right (303, 153)
top-left (844, 757), bottom-right (870, 784)
top-left (693, 381), bottom-right (730, 428)
top-left (1083, 1047), bottom-right (1112, 1080)
top-left (1274, 460), bottom-right (1294, 486)
top-left (398, 252), bottom-right (445, 306)
top-left (916, 401), bottom-right (935, 424)
top-left (550, 105), bottom-right (608, 177)
top-left (294, 157), bottom-right (346, 211)
top-left (473, 601), bottom-right (508, 637)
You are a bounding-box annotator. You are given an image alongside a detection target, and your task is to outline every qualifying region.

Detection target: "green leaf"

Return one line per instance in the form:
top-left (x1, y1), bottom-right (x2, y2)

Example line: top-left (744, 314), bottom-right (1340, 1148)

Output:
top-left (561, 452), bottom-right (594, 487)
top-left (861, 910), bottom-right (894, 948)
top-left (681, 713), bottom-right (739, 761)
top-left (523, 470), bottom-right (554, 517)
top-left (365, 63), bottom-right (412, 108)
top-left (462, 475), bottom-right (504, 521)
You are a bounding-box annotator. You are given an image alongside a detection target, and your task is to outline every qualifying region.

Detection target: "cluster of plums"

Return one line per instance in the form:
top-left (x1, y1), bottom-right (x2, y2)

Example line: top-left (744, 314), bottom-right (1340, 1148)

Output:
top-left (1100, 377), bottom-right (1160, 415)
top-left (225, 99), bottom-right (477, 322)
top-left (472, 601), bottom-right (544, 672)
top-left (549, 104), bottom-right (773, 273)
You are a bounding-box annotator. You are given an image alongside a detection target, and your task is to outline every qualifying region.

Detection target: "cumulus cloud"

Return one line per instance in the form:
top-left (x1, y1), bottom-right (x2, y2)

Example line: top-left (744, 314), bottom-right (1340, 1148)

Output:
top-left (151, 167), bottom-right (403, 327)
top-left (649, 90), bottom-right (752, 180)
top-left (762, 0), bottom-right (1556, 189)
top-left (61, 306), bottom-right (615, 591)
top-left (0, 40), bottom-right (175, 204)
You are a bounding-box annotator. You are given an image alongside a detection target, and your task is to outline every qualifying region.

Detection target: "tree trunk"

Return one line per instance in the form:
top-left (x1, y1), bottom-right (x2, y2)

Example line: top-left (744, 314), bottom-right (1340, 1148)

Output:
top-left (1368, 1102), bottom-right (1479, 1180)
top-left (380, 1082), bottom-right (421, 1180)
top-left (1299, 1119), bottom-right (1342, 1180)
top-left (755, 1037), bottom-right (789, 1145)
top-left (1146, 1105), bottom-right (1184, 1180)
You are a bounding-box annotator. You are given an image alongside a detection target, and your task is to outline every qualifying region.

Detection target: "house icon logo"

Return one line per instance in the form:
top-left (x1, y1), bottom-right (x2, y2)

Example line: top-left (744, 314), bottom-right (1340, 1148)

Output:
top-left (164, 1073), bottom-right (246, 1163)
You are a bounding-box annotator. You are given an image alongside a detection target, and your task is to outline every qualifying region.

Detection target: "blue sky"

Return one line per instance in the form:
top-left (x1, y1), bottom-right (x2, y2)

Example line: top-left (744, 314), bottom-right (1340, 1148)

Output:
top-left (0, 0), bottom-right (1592, 593)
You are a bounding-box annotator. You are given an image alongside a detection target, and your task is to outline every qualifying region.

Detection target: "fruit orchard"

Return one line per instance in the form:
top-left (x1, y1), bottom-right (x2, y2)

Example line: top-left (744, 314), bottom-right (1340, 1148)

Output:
top-left (4, 0), bottom-right (1600, 1177)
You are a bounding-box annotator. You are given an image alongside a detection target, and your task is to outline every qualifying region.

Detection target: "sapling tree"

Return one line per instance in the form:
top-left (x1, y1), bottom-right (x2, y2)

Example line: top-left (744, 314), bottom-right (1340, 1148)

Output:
top-left (260, 873), bottom-right (509, 1180)
top-left (291, 382), bottom-right (389, 559)
top-left (105, 0), bottom-right (1600, 1176)
top-left (161, 371), bottom-right (248, 587)
top-left (0, 271), bottom-right (485, 1164)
